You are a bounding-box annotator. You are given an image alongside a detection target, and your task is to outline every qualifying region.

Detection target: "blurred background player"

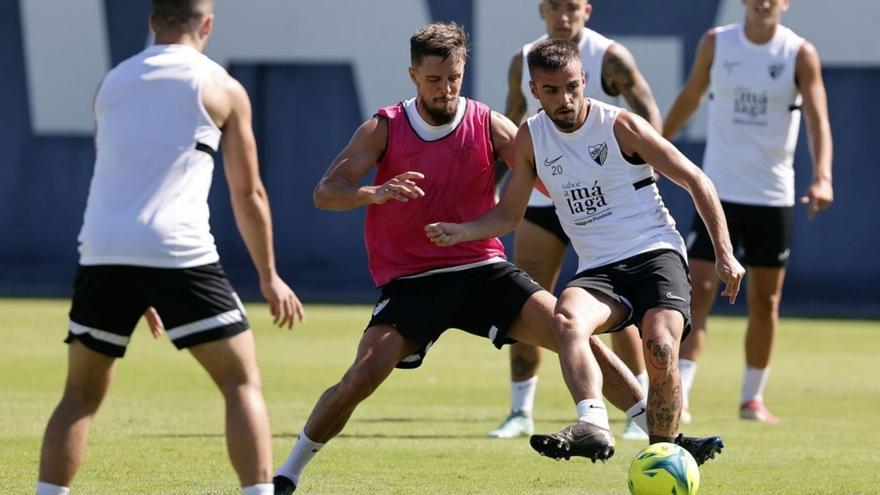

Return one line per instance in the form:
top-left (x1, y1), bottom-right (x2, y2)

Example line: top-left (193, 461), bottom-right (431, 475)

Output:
top-left (35, 2), bottom-right (304, 495)
top-left (490, 0), bottom-right (662, 441)
top-left (663, 0), bottom-right (833, 423)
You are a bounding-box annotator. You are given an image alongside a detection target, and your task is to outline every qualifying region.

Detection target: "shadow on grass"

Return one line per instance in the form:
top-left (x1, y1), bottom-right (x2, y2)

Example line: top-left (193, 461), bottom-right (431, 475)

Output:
top-left (140, 417), bottom-right (630, 439)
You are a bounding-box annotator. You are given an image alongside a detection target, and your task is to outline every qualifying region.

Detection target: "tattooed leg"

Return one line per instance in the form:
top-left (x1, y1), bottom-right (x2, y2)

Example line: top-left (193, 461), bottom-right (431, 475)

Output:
top-left (641, 308), bottom-right (685, 443)
top-left (510, 343), bottom-right (542, 382)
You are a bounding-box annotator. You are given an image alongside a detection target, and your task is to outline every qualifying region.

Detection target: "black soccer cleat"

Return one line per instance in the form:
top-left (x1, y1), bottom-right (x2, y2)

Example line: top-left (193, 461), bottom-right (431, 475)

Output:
top-left (273, 474), bottom-right (296, 495)
top-left (529, 421), bottom-right (616, 463)
top-left (674, 433), bottom-right (724, 465)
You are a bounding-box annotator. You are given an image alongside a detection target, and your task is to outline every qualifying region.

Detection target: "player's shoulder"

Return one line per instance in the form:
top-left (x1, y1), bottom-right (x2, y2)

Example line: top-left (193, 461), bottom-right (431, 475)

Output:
top-left (522, 33), bottom-right (549, 53)
top-left (376, 101), bottom-right (405, 119)
top-left (710, 23), bottom-right (738, 38)
top-left (583, 26), bottom-right (614, 45)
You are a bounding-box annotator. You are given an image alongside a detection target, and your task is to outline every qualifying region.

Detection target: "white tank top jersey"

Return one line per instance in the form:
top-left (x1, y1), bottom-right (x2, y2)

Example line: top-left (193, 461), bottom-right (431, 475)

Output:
top-left (522, 27), bottom-right (619, 207)
top-left (528, 99), bottom-right (686, 273)
top-left (78, 44), bottom-right (225, 268)
top-left (704, 23), bottom-right (805, 207)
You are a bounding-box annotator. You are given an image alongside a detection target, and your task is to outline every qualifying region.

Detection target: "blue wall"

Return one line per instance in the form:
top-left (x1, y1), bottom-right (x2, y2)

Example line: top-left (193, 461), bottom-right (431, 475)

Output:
top-left (1, 0), bottom-right (877, 316)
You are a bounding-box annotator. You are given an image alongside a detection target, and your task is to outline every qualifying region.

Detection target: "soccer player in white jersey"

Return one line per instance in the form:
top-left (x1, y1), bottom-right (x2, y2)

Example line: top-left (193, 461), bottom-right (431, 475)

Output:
top-left (35, 2), bottom-right (304, 494)
top-left (427, 38), bottom-right (743, 453)
top-left (663, 0), bottom-right (833, 424)
top-left (490, 0), bottom-right (662, 442)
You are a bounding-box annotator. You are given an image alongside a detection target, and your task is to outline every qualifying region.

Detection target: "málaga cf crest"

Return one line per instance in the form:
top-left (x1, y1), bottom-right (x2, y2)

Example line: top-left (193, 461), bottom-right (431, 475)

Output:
top-left (589, 142), bottom-right (608, 166)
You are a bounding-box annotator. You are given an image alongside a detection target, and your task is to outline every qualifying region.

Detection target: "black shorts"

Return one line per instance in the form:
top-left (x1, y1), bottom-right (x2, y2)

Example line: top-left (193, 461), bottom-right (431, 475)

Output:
top-left (566, 249), bottom-right (692, 339)
top-left (368, 261), bottom-right (543, 369)
top-left (67, 263), bottom-right (249, 357)
top-left (523, 206), bottom-right (570, 245)
top-left (687, 201), bottom-right (793, 267)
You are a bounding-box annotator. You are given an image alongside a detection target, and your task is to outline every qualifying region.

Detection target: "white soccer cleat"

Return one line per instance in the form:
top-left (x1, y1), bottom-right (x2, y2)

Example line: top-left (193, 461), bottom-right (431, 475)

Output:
top-left (620, 417), bottom-right (649, 440)
top-left (680, 406), bottom-right (692, 425)
top-left (488, 410), bottom-right (534, 438)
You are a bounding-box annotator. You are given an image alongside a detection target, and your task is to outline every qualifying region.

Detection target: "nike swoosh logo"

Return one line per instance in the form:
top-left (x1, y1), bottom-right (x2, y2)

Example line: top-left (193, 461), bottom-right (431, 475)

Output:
top-left (373, 298), bottom-right (390, 316)
top-left (544, 154), bottom-right (563, 167)
top-left (666, 292), bottom-right (686, 302)
top-left (631, 407), bottom-right (646, 418)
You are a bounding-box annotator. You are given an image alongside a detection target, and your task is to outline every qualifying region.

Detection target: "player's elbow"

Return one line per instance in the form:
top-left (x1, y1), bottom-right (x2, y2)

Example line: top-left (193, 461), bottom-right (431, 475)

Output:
top-left (498, 206), bottom-right (523, 235)
top-left (686, 169), bottom-right (715, 198)
top-left (230, 185), bottom-right (265, 205)
top-left (313, 180), bottom-right (334, 210)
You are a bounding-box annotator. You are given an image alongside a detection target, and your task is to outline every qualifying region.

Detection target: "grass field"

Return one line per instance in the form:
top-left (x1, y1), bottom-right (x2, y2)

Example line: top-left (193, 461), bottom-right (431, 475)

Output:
top-left (2, 299), bottom-right (879, 494)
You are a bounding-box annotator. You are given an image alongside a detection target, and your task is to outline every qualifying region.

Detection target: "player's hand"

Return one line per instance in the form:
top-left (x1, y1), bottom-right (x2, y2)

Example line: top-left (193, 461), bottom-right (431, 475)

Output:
top-left (260, 274), bottom-right (305, 329)
top-left (143, 306), bottom-right (164, 339)
top-left (800, 178), bottom-right (833, 221)
top-left (372, 171), bottom-right (425, 205)
top-left (715, 254), bottom-right (745, 304)
top-left (425, 222), bottom-right (467, 247)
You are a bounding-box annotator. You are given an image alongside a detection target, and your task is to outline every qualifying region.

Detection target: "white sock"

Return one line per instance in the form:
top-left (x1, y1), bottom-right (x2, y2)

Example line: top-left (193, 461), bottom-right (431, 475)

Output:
top-left (35, 482), bottom-right (69, 495)
top-left (576, 399), bottom-right (609, 429)
top-left (635, 371), bottom-right (649, 395)
top-left (678, 359), bottom-right (698, 408)
top-left (626, 399), bottom-right (649, 433)
top-left (241, 483), bottom-right (274, 495)
top-left (510, 376), bottom-right (538, 415)
top-left (275, 431), bottom-right (324, 486)
top-left (742, 365), bottom-right (770, 404)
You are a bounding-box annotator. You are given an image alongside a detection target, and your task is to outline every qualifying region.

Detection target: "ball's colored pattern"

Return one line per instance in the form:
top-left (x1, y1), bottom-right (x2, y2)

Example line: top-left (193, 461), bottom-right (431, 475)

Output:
top-left (628, 442), bottom-right (700, 495)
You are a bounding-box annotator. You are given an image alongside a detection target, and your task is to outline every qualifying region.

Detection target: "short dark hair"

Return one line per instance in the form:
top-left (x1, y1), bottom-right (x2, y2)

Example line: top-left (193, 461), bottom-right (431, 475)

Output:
top-left (152, 0), bottom-right (211, 32)
top-left (527, 39), bottom-right (581, 76)
top-left (410, 22), bottom-right (469, 67)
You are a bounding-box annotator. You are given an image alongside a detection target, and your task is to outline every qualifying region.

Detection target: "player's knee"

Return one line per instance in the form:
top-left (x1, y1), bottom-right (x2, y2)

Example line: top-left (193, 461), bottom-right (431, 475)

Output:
top-left (60, 385), bottom-right (105, 415)
top-left (690, 276), bottom-right (716, 304)
top-left (551, 312), bottom-right (581, 338)
top-left (205, 359), bottom-right (263, 402)
top-left (748, 290), bottom-right (781, 316)
top-left (641, 325), bottom-right (679, 372)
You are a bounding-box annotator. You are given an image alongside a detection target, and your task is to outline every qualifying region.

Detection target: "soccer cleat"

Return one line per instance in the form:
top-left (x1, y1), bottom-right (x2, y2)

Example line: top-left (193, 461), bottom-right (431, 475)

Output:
top-left (487, 410), bottom-right (534, 438)
top-left (620, 418), bottom-right (649, 441)
top-left (674, 433), bottom-right (724, 466)
top-left (740, 399), bottom-right (780, 424)
top-left (680, 406), bottom-right (693, 425)
top-left (530, 421), bottom-right (615, 462)
top-left (273, 475), bottom-right (296, 495)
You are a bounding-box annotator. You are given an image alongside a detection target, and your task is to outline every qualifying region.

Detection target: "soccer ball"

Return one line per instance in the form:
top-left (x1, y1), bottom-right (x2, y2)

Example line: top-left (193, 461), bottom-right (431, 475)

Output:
top-left (628, 442), bottom-right (700, 495)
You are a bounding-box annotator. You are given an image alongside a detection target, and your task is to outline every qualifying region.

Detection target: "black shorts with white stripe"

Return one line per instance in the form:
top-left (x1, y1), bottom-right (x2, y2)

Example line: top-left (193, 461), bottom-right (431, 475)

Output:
top-left (566, 249), bottom-right (692, 340)
top-left (367, 261), bottom-right (543, 369)
top-left (67, 263), bottom-right (249, 357)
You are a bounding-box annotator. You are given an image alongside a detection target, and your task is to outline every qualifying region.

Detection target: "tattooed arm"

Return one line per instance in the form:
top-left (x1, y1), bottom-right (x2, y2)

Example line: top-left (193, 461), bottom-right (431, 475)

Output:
top-left (496, 49), bottom-right (529, 186)
top-left (601, 42), bottom-right (662, 131)
top-left (505, 49), bottom-right (528, 125)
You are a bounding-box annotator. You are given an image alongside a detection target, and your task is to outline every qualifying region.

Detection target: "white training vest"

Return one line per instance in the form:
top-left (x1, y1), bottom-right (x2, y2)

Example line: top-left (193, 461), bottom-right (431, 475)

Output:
top-left (704, 23), bottom-right (804, 207)
top-left (78, 44), bottom-right (224, 268)
top-left (522, 28), bottom-right (619, 207)
top-left (529, 99), bottom-right (685, 272)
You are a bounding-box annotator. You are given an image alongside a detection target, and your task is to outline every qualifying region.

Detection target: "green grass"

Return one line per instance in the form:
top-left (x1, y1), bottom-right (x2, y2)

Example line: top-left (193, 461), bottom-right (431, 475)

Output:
top-left (2, 299), bottom-right (879, 494)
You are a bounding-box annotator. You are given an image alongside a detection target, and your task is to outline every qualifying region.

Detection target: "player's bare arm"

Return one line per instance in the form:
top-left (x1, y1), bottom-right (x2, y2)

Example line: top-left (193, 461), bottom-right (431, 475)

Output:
top-left (614, 111), bottom-right (745, 302)
top-left (602, 43), bottom-right (662, 130)
top-left (214, 75), bottom-right (304, 328)
top-left (494, 51), bottom-right (530, 185)
top-left (313, 117), bottom-right (425, 211)
top-left (796, 41), bottom-right (834, 220)
top-left (662, 29), bottom-right (716, 139)
top-left (426, 123), bottom-right (536, 246)
top-left (505, 50), bottom-right (528, 125)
